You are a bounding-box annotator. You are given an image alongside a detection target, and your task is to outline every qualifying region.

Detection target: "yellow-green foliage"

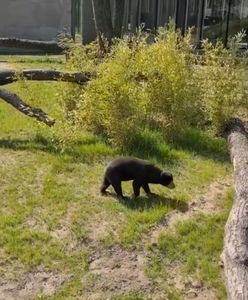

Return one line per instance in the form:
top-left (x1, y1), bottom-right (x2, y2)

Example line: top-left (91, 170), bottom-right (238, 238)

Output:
top-left (77, 27), bottom-right (204, 147)
top-left (66, 40), bottom-right (101, 73)
top-left (78, 38), bottom-right (148, 145)
top-left (199, 39), bottom-right (245, 133)
top-left (60, 26), bottom-right (246, 148)
top-left (133, 27), bottom-right (203, 137)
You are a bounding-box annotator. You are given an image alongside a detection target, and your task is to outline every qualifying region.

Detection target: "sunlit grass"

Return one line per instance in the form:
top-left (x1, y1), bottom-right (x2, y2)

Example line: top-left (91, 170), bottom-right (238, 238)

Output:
top-left (0, 54), bottom-right (65, 69)
top-left (0, 55), bottom-right (234, 299)
top-left (147, 190), bottom-right (234, 300)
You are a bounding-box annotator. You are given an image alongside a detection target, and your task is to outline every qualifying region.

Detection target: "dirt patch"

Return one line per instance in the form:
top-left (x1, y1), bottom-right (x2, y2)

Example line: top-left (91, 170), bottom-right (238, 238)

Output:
top-left (84, 245), bottom-right (155, 299)
top-left (0, 269), bottom-right (70, 300)
top-left (0, 151), bottom-right (18, 171)
top-left (165, 262), bottom-right (218, 300)
top-left (87, 219), bottom-right (114, 243)
top-left (0, 151), bottom-right (38, 172)
top-left (50, 204), bottom-right (80, 251)
top-left (86, 210), bottom-right (126, 244)
top-left (25, 213), bottom-right (48, 232)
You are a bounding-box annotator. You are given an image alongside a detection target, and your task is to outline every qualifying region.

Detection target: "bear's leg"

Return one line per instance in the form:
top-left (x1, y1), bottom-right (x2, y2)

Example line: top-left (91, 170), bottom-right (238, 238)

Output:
top-left (100, 176), bottom-right (110, 195)
top-left (132, 180), bottom-right (141, 197)
top-left (142, 183), bottom-right (151, 194)
top-left (111, 179), bottom-right (124, 198)
top-left (112, 183), bottom-right (123, 198)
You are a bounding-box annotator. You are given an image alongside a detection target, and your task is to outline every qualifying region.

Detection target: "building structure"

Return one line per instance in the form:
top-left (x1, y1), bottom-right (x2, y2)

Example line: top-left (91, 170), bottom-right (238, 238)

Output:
top-left (79, 0), bottom-right (248, 46)
top-left (0, 0), bottom-right (247, 47)
top-left (0, 0), bottom-right (71, 41)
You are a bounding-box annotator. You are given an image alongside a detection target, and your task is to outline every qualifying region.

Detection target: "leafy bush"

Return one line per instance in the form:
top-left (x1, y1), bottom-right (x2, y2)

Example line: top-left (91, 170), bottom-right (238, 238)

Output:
top-left (77, 38), bottom-right (148, 146)
top-left (199, 37), bottom-right (246, 133)
top-left (59, 25), bottom-right (246, 148)
top-left (133, 27), bottom-right (204, 138)
top-left (76, 26), bottom-right (204, 147)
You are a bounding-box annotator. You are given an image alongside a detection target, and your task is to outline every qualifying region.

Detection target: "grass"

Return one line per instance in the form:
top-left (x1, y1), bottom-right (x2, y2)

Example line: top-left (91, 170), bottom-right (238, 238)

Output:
top-left (147, 190), bottom-right (234, 300)
top-left (0, 54), bottom-right (65, 69)
top-left (0, 54), bottom-right (233, 299)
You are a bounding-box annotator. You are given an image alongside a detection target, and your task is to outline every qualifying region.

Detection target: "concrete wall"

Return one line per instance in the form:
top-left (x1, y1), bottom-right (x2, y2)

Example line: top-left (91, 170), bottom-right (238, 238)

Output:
top-left (0, 0), bottom-right (71, 41)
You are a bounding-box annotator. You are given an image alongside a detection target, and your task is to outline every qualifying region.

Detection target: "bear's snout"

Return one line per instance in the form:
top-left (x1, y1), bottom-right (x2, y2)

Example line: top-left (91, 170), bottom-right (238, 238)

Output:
top-left (167, 181), bottom-right (175, 189)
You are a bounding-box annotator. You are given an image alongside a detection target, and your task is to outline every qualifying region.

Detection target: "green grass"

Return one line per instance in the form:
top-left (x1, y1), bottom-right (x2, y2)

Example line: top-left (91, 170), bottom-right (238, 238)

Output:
top-left (0, 55), bottom-right (233, 299)
top-left (147, 190), bottom-right (234, 300)
top-left (0, 54), bottom-right (65, 69)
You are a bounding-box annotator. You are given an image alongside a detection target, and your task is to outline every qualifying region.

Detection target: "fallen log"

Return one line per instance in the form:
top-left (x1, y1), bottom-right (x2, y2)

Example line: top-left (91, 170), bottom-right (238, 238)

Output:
top-left (0, 38), bottom-right (63, 53)
top-left (223, 118), bottom-right (248, 300)
top-left (0, 69), bottom-right (91, 86)
top-left (0, 87), bottom-right (55, 126)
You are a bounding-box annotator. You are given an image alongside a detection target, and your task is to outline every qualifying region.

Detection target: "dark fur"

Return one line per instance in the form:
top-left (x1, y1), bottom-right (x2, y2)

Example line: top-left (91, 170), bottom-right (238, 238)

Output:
top-left (100, 157), bottom-right (174, 198)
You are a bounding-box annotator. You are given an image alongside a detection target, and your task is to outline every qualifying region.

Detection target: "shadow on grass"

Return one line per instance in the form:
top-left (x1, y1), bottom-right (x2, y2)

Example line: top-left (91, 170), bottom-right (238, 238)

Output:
top-left (0, 131), bottom-right (177, 165)
top-left (171, 127), bottom-right (229, 162)
top-left (0, 136), bottom-right (58, 153)
top-left (122, 127), bottom-right (229, 164)
top-left (105, 192), bottom-right (189, 212)
top-left (0, 127), bottom-right (228, 164)
top-left (122, 129), bottom-right (179, 165)
top-left (0, 134), bottom-right (114, 163)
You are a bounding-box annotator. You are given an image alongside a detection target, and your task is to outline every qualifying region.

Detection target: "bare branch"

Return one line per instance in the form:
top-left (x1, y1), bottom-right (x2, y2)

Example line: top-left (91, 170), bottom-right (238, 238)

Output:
top-left (0, 87), bottom-right (55, 126)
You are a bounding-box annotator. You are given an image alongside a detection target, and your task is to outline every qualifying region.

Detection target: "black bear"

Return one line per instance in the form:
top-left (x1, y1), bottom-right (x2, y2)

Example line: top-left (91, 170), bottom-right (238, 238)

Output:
top-left (100, 157), bottom-right (175, 198)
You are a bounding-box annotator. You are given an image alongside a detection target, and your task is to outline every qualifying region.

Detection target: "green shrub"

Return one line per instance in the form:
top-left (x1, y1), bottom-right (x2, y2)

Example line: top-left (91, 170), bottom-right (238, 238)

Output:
top-left (75, 26), bottom-right (204, 147)
top-left (199, 38), bottom-right (245, 133)
top-left (59, 25), bottom-right (246, 148)
top-left (133, 27), bottom-right (204, 138)
top-left (77, 37), bottom-right (148, 146)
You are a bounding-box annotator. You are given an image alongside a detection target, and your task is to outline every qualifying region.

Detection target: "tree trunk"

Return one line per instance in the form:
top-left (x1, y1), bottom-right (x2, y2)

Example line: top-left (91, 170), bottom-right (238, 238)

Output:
top-left (0, 88), bottom-right (55, 126)
top-left (113, 0), bottom-right (126, 37)
top-left (0, 38), bottom-right (63, 54)
top-left (223, 118), bottom-right (248, 300)
top-left (0, 69), bottom-right (91, 86)
top-left (91, 0), bottom-right (114, 49)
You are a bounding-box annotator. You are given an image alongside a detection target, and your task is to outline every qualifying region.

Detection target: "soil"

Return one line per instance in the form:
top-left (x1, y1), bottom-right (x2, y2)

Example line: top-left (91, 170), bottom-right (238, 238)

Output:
top-left (0, 268), bottom-right (71, 300)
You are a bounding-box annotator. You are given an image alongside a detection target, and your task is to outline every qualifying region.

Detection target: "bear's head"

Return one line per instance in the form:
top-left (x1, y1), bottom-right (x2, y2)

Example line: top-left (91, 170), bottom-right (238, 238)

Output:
top-left (160, 171), bottom-right (175, 189)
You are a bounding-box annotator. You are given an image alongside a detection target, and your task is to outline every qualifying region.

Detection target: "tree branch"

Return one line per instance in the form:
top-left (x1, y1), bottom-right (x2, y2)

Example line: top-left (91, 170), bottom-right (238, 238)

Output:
top-left (0, 69), bottom-right (91, 86)
top-left (0, 87), bottom-right (55, 126)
